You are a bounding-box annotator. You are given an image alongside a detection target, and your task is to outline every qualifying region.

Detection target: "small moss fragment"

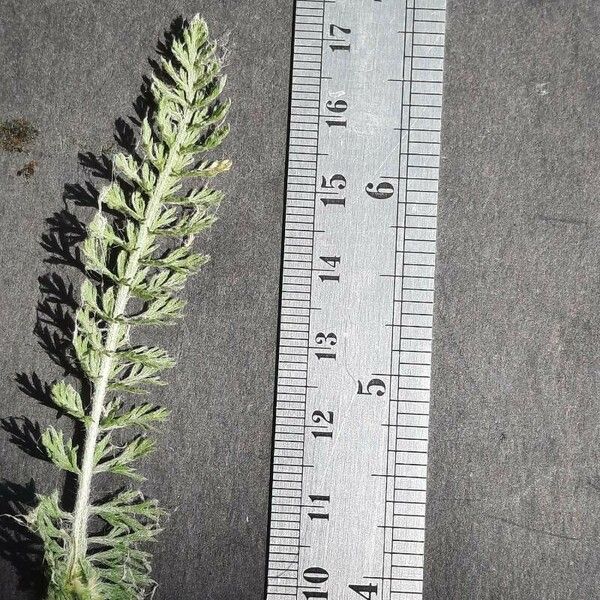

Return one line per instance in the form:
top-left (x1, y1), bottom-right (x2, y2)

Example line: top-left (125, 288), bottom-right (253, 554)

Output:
top-left (17, 160), bottom-right (37, 178)
top-left (0, 118), bottom-right (38, 152)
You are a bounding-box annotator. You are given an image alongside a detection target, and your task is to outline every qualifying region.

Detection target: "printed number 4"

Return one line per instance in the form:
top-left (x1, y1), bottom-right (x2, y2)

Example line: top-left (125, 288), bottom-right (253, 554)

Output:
top-left (350, 584), bottom-right (378, 600)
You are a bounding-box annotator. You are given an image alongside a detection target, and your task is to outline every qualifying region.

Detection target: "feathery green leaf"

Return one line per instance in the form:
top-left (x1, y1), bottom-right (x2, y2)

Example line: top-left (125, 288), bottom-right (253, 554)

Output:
top-left (22, 15), bottom-right (230, 598)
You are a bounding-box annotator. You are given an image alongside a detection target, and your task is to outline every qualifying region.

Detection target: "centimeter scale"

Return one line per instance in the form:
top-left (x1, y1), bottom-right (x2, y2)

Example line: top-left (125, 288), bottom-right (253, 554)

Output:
top-left (266, 1), bottom-right (446, 599)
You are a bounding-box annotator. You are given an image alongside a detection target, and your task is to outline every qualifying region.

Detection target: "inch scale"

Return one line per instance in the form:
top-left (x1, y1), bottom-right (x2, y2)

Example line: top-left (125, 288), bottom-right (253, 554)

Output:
top-left (267, 1), bottom-right (446, 599)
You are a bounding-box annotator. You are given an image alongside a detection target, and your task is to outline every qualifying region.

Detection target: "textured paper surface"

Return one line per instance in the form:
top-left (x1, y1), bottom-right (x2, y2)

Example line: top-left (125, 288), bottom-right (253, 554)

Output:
top-left (426, 1), bottom-right (600, 598)
top-left (0, 1), bottom-right (599, 599)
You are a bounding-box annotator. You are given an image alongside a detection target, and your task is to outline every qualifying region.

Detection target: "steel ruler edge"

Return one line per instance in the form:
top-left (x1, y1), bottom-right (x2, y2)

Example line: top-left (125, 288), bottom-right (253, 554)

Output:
top-left (266, 1), bottom-right (446, 599)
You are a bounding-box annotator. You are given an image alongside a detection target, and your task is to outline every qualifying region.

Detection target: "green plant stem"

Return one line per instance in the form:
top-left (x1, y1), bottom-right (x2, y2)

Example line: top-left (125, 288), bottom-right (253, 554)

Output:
top-left (67, 107), bottom-right (193, 579)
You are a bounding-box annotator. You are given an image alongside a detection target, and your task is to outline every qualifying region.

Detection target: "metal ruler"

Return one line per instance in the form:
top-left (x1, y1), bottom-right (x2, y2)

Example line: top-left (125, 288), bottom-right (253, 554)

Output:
top-left (266, 1), bottom-right (446, 599)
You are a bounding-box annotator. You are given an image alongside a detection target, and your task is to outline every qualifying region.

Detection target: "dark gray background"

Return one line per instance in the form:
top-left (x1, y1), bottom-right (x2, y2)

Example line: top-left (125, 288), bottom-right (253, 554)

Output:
top-left (0, 1), bottom-right (599, 599)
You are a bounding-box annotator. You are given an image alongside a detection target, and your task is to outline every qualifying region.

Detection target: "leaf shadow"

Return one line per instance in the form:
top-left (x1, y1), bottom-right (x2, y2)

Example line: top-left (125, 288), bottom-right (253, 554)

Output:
top-left (1, 417), bottom-right (49, 462)
top-left (0, 479), bottom-right (47, 596)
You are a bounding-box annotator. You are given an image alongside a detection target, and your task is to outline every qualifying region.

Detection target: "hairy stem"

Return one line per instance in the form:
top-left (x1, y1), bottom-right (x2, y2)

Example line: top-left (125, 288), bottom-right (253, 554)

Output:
top-left (67, 108), bottom-right (193, 578)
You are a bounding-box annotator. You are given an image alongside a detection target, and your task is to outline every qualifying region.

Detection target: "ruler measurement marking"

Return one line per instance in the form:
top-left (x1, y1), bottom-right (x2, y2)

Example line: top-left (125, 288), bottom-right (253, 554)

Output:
top-left (269, 2), bottom-right (325, 591)
top-left (381, 2), bottom-right (413, 595)
top-left (291, 7), bottom-right (326, 593)
top-left (270, 0), bottom-right (326, 594)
